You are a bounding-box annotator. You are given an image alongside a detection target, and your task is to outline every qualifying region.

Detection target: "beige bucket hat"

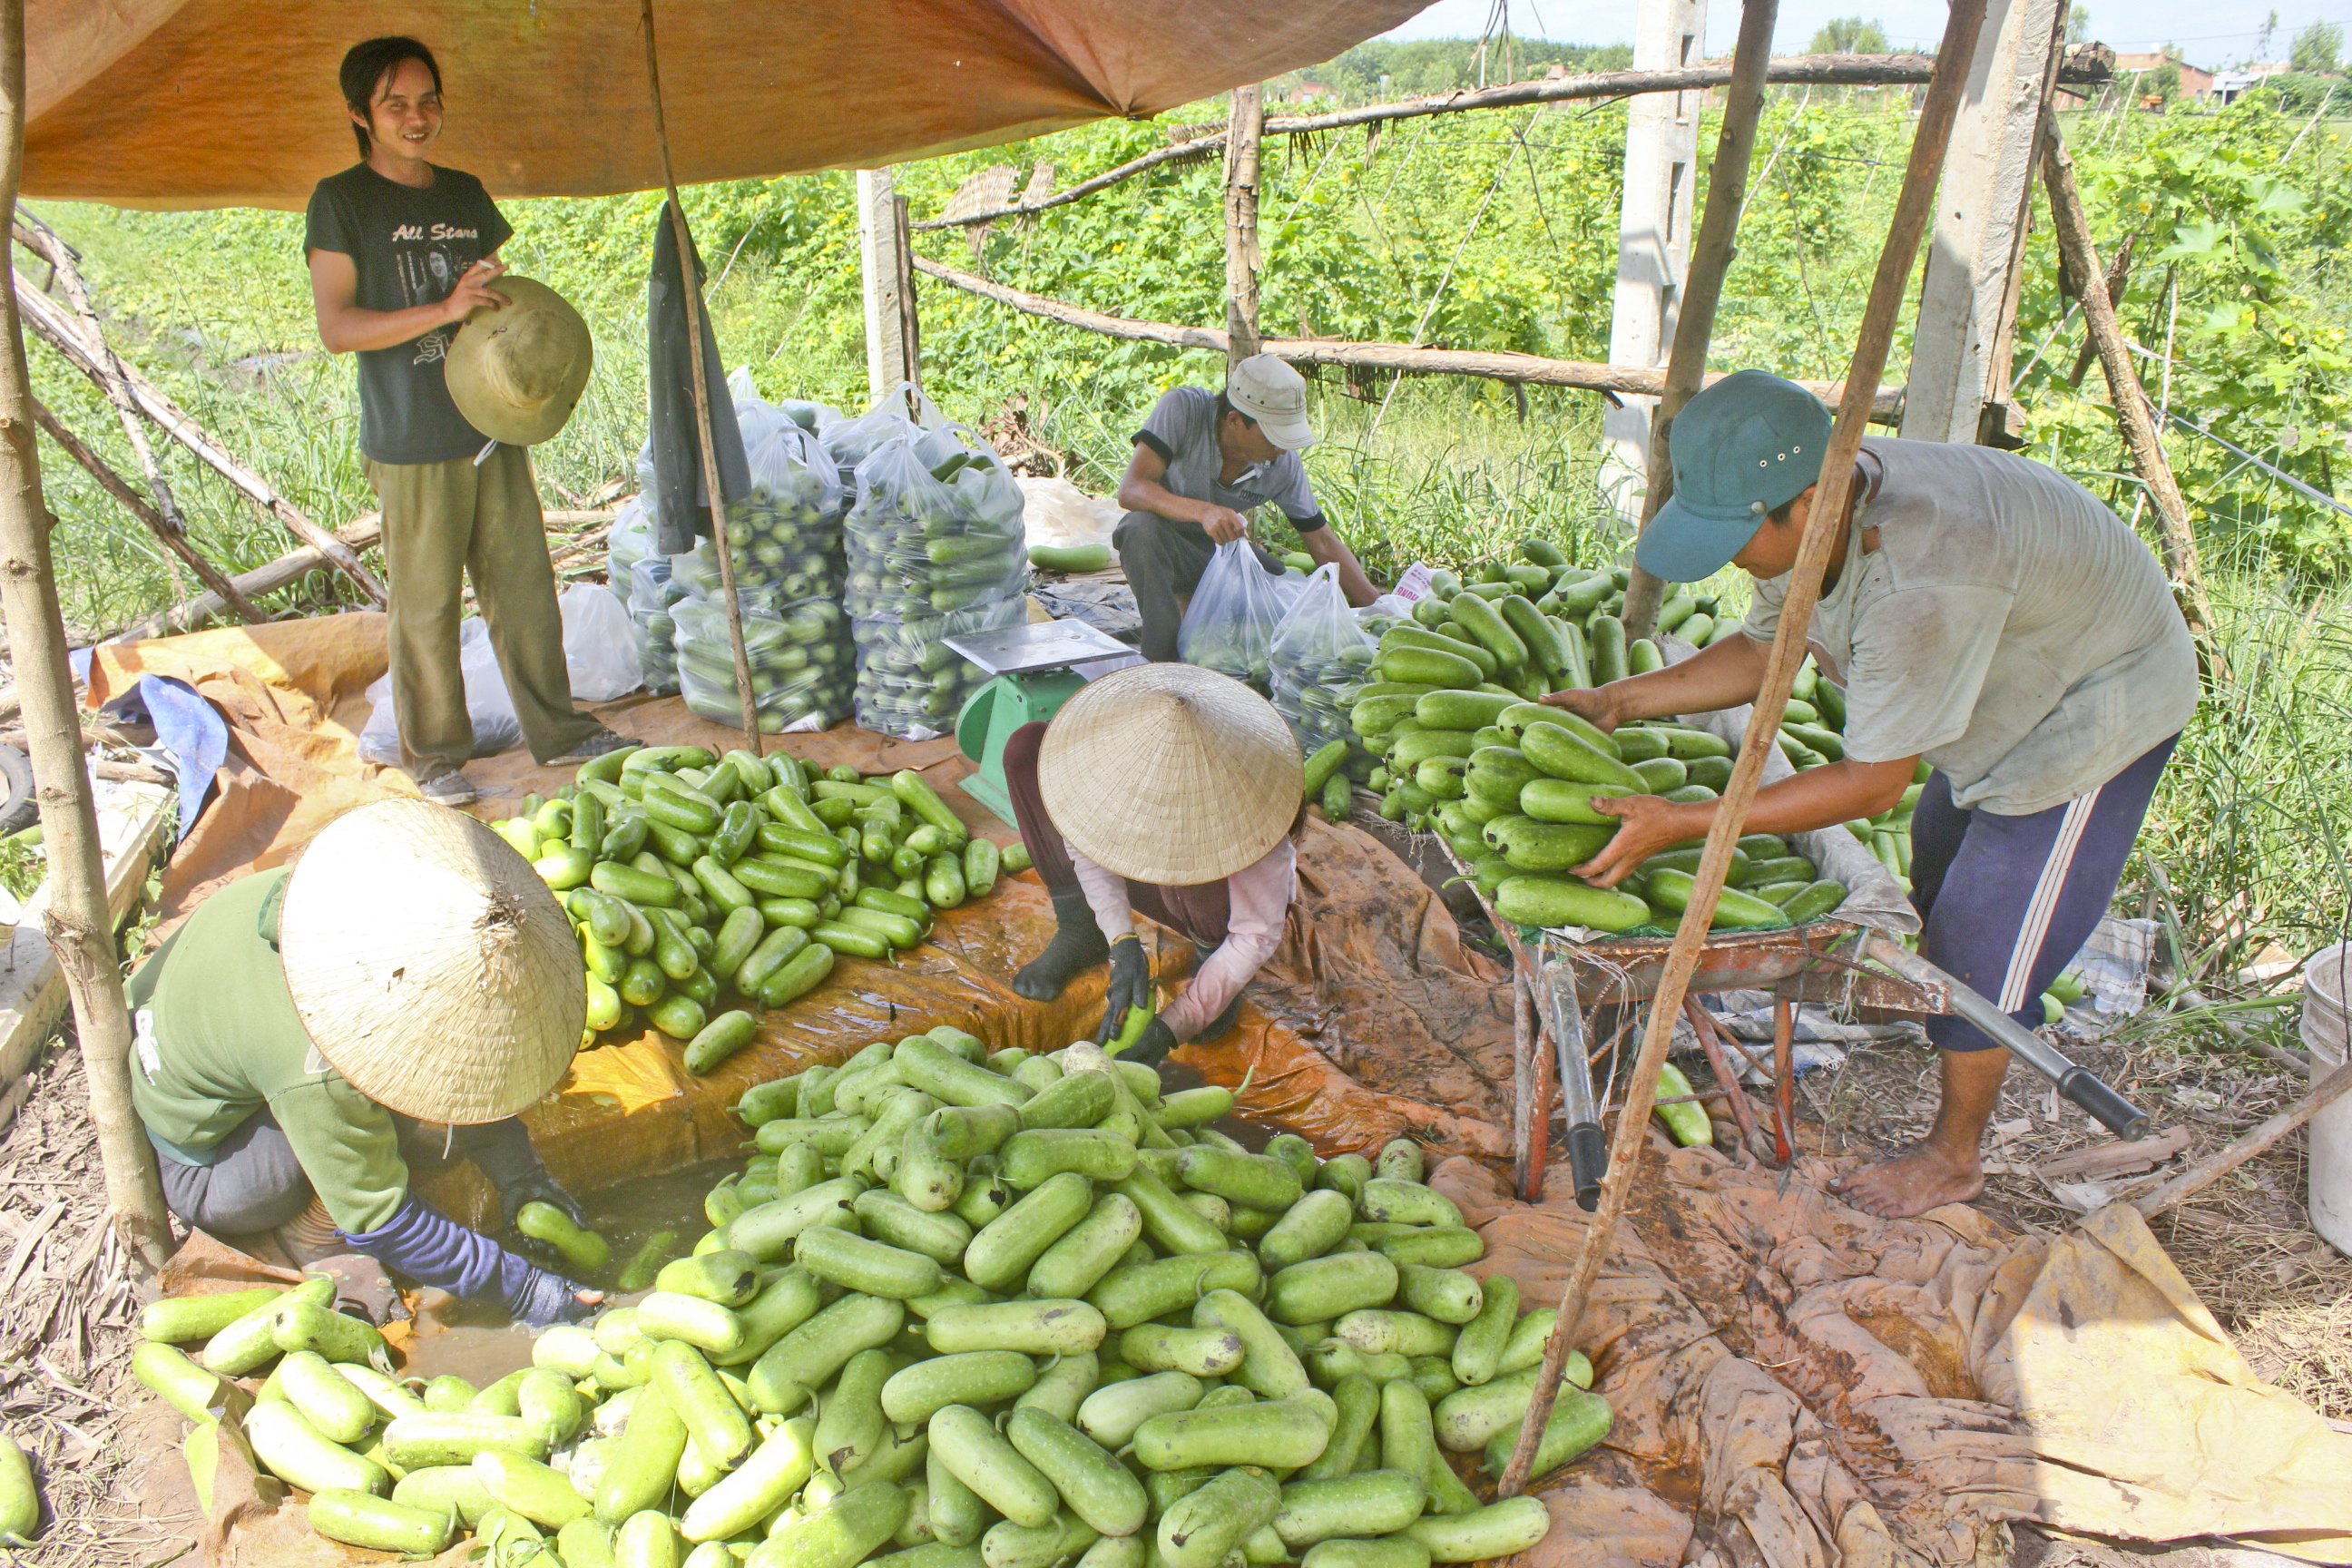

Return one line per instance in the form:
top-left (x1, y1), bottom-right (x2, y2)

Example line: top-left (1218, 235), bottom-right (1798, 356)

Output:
top-left (278, 799), bottom-right (584, 1124)
top-left (446, 275), bottom-right (594, 446)
top-left (1038, 663), bottom-right (1304, 887)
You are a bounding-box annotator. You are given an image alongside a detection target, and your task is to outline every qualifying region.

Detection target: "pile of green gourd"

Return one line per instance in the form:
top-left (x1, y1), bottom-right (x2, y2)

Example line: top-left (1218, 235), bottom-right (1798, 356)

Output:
top-left (135, 1030), bottom-right (1607, 1565)
top-left (495, 742), bottom-right (1029, 1065)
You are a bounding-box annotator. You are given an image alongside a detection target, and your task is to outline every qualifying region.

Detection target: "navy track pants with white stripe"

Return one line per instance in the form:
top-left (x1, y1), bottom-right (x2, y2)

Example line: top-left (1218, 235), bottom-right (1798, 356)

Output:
top-left (1909, 734), bottom-right (2178, 1053)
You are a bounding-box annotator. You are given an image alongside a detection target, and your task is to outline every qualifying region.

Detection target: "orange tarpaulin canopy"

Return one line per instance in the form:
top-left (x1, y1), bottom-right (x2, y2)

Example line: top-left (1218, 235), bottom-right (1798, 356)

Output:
top-left (24, 0), bottom-right (1424, 209)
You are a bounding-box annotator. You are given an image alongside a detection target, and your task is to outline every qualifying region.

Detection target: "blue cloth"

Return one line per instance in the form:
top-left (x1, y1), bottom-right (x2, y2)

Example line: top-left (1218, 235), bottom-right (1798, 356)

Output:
top-left (98, 674), bottom-right (226, 840)
top-left (136, 676), bottom-right (225, 840)
top-left (339, 1195), bottom-right (589, 1325)
top-left (1909, 734), bottom-right (2177, 1053)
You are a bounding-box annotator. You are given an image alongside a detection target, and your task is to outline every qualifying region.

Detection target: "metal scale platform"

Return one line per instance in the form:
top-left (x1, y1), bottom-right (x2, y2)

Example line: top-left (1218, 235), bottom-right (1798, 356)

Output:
top-left (947, 619), bottom-right (1138, 826)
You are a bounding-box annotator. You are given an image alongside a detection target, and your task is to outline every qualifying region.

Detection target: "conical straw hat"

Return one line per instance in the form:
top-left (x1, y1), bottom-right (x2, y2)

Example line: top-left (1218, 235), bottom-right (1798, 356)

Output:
top-left (279, 799), bottom-right (584, 1124)
top-left (1038, 663), bottom-right (1303, 887)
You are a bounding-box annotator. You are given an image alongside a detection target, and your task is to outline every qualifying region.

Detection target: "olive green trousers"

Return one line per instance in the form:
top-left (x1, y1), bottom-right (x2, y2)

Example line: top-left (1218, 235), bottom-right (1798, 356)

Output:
top-left (366, 445), bottom-right (600, 780)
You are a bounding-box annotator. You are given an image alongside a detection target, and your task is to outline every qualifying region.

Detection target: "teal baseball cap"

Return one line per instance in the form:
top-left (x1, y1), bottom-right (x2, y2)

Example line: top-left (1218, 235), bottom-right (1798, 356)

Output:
top-left (1636, 370), bottom-right (1835, 582)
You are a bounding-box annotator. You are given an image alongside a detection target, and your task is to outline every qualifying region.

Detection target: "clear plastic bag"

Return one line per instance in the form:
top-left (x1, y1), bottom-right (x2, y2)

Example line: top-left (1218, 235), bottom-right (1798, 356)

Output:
top-left (605, 495), bottom-right (653, 607)
top-left (561, 583), bottom-right (643, 702)
top-left (1178, 539), bottom-right (1294, 692)
top-left (846, 426), bottom-right (1029, 739)
top-left (358, 617), bottom-right (524, 765)
top-left (851, 597), bottom-right (1026, 741)
top-left (627, 555), bottom-right (690, 696)
top-left (1269, 564), bottom-right (1377, 760)
top-left (825, 380), bottom-right (944, 483)
top-left (1017, 476), bottom-right (1120, 554)
top-left (672, 594), bottom-right (855, 733)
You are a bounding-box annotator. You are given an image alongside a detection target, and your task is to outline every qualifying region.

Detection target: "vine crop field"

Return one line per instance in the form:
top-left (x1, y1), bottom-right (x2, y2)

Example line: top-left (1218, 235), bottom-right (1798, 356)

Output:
top-left (23, 78), bottom-right (2352, 1015)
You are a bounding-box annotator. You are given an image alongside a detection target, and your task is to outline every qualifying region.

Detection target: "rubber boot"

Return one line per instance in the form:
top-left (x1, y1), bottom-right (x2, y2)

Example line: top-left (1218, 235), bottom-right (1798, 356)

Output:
top-left (1013, 884), bottom-right (1110, 1001)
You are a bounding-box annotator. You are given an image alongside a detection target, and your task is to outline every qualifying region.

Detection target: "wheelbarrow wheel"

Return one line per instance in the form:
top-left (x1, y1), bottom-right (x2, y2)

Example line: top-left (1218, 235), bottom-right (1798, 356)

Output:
top-left (0, 744), bottom-right (33, 837)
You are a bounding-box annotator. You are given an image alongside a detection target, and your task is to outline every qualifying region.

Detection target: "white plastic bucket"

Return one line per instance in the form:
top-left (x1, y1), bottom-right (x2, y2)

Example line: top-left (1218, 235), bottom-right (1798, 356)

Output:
top-left (2304, 943), bottom-right (2352, 1254)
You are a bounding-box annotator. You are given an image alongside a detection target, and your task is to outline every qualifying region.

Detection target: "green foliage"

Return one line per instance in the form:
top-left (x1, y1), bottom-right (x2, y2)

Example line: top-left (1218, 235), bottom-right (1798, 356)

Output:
top-left (1806, 16), bottom-right (1892, 54)
top-left (2014, 95), bottom-right (2352, 573)
top-left (2288, 19), bottom-right (2343, 75)
top-left (1319, 38), bottom-right (1632, 101)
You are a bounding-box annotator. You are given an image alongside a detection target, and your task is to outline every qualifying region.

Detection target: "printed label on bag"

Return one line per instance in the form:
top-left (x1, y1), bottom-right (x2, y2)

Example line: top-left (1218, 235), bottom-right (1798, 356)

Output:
top-left (1389, 563), bottom-right (1436, 603)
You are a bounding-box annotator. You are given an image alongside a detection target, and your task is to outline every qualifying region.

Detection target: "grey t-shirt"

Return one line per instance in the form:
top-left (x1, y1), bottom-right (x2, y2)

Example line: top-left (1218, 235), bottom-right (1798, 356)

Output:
top-left (305, 163), bottom-right (513, 466)
top-left (1742, 436), bottom-right (2197, 816)
top-left (1134, 387), bottom-right (1326, 531)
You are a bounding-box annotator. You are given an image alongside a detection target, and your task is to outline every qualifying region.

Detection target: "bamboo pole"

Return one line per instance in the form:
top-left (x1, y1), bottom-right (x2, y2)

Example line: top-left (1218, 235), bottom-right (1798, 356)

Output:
top-left (641, 0), bottom-right (763, 752)
top-left (12, 217), bottom-right (240, 613)
top-left (30, 399), bottom-right (266, 623)
top-left (2038, 128), bottom-right (2222, 667)
top-left (910, 255), bottom-right (1905, 420)
top-left (2136, 1058), bottom-right (2352, 1219)
top-left (13, 276), bottom-right (387, 605)
top-left (1621, 0), bottom-right (1779, 639)
top-left (1223, 83), bottom-right (1264, 368)
top-left (911, 52), bottom-right (2115, 233)
top-left (1494, 0), bottom-right (1989, 1499)
top-left (0, 0), bottom-right (171, 1270)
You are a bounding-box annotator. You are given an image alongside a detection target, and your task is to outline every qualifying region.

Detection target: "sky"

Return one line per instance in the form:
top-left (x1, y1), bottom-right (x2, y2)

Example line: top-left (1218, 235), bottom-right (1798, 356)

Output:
top-left (1377, 0), bottom-right (2352, 66)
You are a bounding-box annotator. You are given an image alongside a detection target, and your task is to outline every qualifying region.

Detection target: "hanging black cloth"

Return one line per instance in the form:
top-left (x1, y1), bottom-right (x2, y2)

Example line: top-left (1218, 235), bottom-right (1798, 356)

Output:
top-left (647, 200), bottom-right (750, 554)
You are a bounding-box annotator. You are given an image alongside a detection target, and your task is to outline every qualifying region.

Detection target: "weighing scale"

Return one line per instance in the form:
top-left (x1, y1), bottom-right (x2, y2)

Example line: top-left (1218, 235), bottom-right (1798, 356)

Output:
top-left (948, 619), bottom-right (1138, 826)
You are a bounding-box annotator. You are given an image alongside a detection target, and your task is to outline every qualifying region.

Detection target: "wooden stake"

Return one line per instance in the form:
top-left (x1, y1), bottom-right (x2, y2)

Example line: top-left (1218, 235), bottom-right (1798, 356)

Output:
top-left (1223, 83), bottom-right (1265, 368)
top-left (1622, 0), bottom-right (1780, 636)
top-left (12, 216), bottom-right (224, 607)
top-left (12, 277), bottom-right (387, 605)
top-left (891, 192), bottom-right (922, 391)
top-left (0, 0), bottom-right (171, 1270)
top-left (2136, 1059), bottom-right (2352, 1219)
top-left (641, 0), bottom-right (763, 753)
top-left (2038, 128), bottom-right (2222, 669)
top-left (1495, 0), bottom-right (1989, 1500)
top-left (913, 53), bottom-right (2115, 234)
top-left (911, 255), bottom-right (1903, 419)
top-left (30, 399), bottom-right (266, 624)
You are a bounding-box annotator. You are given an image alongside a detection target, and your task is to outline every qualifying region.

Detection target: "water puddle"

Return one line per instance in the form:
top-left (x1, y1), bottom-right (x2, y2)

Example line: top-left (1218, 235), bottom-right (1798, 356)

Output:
top-left (397, 1159), bottom-right (737, 1385)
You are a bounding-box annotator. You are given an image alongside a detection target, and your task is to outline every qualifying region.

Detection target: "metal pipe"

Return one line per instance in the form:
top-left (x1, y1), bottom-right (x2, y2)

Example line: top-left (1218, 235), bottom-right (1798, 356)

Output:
top-left (1856, 931), bottom-right (2150, 1139)
top-left (1543, 965), bottom-right (1606, 1210)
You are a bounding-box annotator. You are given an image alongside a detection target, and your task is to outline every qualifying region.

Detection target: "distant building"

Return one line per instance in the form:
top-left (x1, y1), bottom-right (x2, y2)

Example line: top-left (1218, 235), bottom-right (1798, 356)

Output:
top-left (2114, 50), bottom-right (2215, 100)
top-left (2210, 62), bottom-right (2291, 103)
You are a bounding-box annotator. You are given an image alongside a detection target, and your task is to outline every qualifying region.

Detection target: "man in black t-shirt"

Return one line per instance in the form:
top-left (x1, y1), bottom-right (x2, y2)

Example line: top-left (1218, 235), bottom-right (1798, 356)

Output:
top-left (306, 36), bottom-right (624, 804)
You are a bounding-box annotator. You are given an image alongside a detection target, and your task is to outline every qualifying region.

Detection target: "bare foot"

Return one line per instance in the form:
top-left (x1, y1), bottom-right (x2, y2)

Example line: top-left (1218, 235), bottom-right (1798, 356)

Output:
top-left (1829, 1143), bottom-right (1984, 1220)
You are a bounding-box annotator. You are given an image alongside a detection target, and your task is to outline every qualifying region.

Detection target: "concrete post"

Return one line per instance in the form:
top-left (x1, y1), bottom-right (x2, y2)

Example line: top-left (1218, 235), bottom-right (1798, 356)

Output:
top-left (1899, 0), bottom-right (2064, 445)
top-left (1599, 0), bottom-right (1708, 520)
top-left (858, 167), bottom-right (915, 401)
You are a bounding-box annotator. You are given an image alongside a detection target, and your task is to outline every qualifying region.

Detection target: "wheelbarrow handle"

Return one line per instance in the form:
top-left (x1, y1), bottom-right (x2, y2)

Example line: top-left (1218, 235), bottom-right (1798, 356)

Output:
top-left (1857, 932), bottom-right (2151, 1141)
top-left (1544, 973), bottom-right (1608, 1211)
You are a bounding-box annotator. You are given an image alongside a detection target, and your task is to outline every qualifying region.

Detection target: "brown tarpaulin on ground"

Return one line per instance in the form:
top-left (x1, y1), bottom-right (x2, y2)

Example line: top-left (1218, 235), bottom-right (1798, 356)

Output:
top-left (109, 619), bottom-right (2352, 1564)
top-left (24, 0), bottom-right (1423, 209)
top-left (1430, 1152), bottom-right (2352, 1568)
top-left (86, 618), bottom-right (1506, 1238)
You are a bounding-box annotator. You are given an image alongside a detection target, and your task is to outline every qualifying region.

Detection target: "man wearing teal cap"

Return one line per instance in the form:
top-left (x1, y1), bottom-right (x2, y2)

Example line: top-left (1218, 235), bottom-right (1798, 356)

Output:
top-left (1545, 369), bottom-right (2197, 1219)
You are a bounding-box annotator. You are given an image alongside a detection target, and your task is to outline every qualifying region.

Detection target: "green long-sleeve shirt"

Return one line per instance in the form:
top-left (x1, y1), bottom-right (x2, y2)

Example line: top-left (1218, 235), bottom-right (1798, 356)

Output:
top-left (128, 868), bottom-right (411, 1233)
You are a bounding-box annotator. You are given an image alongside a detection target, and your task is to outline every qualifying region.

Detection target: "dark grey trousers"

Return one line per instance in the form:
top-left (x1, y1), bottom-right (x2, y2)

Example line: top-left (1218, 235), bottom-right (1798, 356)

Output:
top-left (152, 1112), bottom-right (314, 1236)
top-left (1113, 510), bottom-right (1285, 662)
top-left (152, 1112), bottom-right (542, 1237)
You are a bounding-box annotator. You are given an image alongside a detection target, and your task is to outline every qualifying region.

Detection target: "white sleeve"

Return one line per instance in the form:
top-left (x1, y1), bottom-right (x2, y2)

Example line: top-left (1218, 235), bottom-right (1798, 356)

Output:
top-left (1066, 840), bottom-right (1137, 946)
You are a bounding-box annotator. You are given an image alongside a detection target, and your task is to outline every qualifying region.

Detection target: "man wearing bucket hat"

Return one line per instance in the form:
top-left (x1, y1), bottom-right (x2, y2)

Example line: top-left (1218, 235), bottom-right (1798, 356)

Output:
top-left (1544, 369), bottom-right (2197, 1220)
top-left (1115, 355), bottom-right (1380, 662)
top-left (126, 801), bottom-right (602, 1325)
top-left (308, 36), bottom-right (628, 808)
top-left (999, 663), bottom-right (1306, 1067)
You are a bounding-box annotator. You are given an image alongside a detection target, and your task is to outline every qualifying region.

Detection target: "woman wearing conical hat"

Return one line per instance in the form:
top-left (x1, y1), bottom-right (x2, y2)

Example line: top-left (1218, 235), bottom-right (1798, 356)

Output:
top-left (126, 800), bottom-right (601, 1325)
top-left (1004, 663), bottom-right (1307, 1067)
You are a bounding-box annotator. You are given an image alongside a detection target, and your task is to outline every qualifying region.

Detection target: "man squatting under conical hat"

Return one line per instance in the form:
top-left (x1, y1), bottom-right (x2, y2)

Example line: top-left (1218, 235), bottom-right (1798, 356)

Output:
top-left (127, 802), bottom-right (603, 1323)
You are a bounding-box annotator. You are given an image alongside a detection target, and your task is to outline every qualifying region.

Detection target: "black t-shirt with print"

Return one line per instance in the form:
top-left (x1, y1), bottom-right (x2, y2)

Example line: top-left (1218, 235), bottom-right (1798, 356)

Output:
top-left (304, 162), bottom-right (514, 465)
